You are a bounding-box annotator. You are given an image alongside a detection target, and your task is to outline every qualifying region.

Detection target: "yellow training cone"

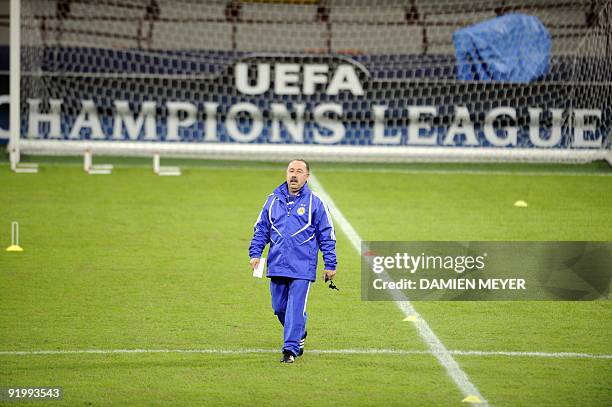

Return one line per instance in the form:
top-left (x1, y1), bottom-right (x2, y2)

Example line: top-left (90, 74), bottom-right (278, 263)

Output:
top-left (403, 315), bottom-right (417, 322)
top-left (6, 245), bottom-right (23, 252)
top-left (462, 395), bottom-right (483, 404)
top-left (513, 200), bottom-right (528, 207)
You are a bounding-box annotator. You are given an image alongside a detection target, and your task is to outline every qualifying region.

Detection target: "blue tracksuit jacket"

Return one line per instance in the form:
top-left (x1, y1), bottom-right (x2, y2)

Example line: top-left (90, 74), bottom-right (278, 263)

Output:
top-left (249, 181), bottom-right (337, 281)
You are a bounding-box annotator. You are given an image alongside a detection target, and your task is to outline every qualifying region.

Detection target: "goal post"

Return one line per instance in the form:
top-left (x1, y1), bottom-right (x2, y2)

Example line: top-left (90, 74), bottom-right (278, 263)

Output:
top-left (10, 0), bottom-right (612, 165)
top-left (9, 0), bottom-right (21, 170)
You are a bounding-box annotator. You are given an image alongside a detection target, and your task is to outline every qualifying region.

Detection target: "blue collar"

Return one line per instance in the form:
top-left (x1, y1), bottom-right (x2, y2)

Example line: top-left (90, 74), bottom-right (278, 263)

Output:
top-left (274, 181), bottom-right (310, 199)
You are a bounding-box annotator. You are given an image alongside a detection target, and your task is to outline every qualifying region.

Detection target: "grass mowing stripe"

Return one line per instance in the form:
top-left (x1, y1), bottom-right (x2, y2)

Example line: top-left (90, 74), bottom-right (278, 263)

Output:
top-left (308, 173), bottom-right (489, 406)
top-left (320, 168), bottom-right (612, 177)
top-left (1, 348), bottom-right (611, 359)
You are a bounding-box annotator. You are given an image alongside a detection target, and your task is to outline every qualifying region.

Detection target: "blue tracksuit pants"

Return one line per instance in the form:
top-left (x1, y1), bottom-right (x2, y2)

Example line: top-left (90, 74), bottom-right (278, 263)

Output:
top-left (270, 277), bottom-right (311, 356)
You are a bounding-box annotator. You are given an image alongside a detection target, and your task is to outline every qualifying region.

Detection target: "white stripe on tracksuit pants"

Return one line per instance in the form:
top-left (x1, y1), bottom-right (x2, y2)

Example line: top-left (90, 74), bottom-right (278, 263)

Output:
top-left (270, 277), bottom-right (311, 356)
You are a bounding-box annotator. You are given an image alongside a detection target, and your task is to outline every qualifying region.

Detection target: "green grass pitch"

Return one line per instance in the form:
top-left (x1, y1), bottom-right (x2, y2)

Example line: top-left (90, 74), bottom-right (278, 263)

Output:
top-left (1, 156), bottom-right (611, 406)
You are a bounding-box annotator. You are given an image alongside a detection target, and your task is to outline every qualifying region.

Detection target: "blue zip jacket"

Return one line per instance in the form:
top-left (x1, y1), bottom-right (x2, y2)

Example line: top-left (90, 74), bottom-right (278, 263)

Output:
top-left (249, 181), bottom-right (337, 281)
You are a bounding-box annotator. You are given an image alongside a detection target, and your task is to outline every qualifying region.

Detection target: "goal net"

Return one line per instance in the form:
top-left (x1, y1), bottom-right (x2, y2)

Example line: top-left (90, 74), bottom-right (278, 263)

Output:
top-left (11, 0), bottom-right (612, 165)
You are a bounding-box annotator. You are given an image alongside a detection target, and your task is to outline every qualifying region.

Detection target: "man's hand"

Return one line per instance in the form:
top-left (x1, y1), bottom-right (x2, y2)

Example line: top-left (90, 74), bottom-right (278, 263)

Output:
top-left (250, 258), bottom-right (260, 270)
top-left (323, 270), bottom-right (336, 282)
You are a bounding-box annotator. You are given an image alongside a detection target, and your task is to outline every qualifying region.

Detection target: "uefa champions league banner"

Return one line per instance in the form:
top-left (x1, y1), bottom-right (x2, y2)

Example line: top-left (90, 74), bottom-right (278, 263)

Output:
top-left (17, 55), bottom-right (609, 149)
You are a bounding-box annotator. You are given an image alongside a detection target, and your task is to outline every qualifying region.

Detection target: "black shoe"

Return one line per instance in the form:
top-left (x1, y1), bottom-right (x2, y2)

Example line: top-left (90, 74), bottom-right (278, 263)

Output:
top-left (280, 350), bottom-right (295, 363)
top-left (297, 331), bottom-right (307, 357)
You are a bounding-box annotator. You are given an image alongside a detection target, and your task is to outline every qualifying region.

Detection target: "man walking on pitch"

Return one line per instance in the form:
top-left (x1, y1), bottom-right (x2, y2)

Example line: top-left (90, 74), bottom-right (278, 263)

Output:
top-left (249, 159), bottom-right (337, 363)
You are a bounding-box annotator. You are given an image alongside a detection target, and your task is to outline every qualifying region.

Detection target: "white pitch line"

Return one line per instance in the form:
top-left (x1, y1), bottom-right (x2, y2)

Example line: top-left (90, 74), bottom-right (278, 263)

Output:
top-left (449, 350), bottom-right (612, 359)
top-left (0, 348), bottom-right (609, 359)
top-left (2, 161), bottom-right (610, 177)
top-left (308, 173), bottom-right (489, 405)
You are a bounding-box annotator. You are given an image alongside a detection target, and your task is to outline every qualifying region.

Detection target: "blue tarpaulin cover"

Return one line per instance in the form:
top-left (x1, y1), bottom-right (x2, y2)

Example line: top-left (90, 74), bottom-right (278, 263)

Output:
top-left (453, 13), bottom-right (551, 83)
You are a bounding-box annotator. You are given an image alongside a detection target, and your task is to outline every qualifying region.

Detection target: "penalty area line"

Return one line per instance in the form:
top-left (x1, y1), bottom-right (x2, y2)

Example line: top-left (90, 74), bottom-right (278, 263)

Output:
top-left (0, 348), bottom-right (609, 359)
top-left (308, 172), bottom-right (489, 405)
